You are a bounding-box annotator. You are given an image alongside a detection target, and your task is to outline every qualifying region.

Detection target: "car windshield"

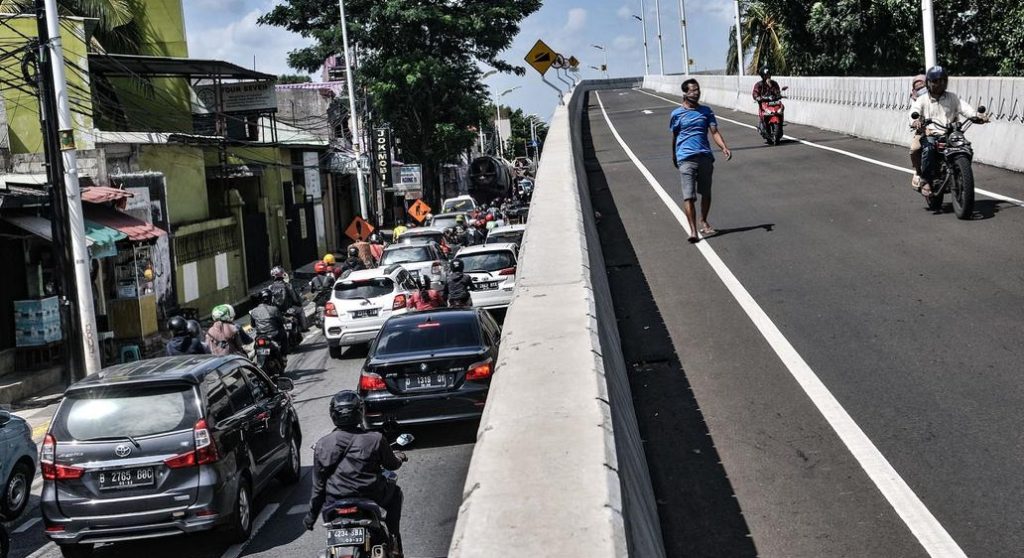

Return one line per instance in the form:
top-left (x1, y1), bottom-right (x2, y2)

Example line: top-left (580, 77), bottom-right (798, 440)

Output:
top-left (55, 386), bottom-right (198, 440)
top-left (381, 246), bottom-right (433, 265)
top-left (335, 277), bottom-right (394, 299)
top-left (374, 316), bottom-right (482, 356)
top-left (401, 232), bottom-right (442, 244)
top-left (443, 199), bottom-right (474, 212)
top-left (487, 231), bottom-right (524, 246)
top-left (431, 215), bottom-right (461, 229)
top-left (457, 251), bottom-right (515, 273)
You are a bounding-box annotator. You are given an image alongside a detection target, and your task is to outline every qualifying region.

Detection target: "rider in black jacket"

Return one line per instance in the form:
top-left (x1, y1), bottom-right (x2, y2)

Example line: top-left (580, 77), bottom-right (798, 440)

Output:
top-left (304, 391), bottom-right (407, 553)
top-left (249, 289), bottom-right (288, 352)
top-left (443, 259), bottom-right (474, 307)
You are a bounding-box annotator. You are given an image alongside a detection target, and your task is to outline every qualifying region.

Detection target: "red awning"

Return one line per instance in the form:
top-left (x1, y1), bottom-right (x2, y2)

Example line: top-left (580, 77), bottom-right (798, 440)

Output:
top-left (81, 186), bottom-right (134, 205)
top-left (83, 205), bottom-right (167, 242)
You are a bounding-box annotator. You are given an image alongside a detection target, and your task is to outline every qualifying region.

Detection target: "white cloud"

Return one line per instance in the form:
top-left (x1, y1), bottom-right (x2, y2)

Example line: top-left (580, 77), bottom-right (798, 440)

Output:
top-left (186, 8), bottom-right (314, 77)
top-left (616, 5), bottom-right (632, 19)
top-left (564, 8), bottom-right (587, 33)
top-left (612, 35), bottom-right (638, 51)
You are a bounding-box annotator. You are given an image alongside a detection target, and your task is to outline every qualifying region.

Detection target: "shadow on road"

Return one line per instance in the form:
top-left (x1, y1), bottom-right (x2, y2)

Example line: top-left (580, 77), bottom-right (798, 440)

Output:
top-left (584, 104), bottom-right (758, 558)
top-left (706, 223), bottom-right (775, 239)
top-left (392, 420), bottom-right (479, 450)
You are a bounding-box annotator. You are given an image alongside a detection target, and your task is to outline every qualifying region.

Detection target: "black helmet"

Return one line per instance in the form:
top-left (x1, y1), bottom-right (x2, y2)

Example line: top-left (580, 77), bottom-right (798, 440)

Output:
top-left (759, 66), bottom-right (771, 80)
top-left (167, 316), bottom-right (188, 336)
top-left (347, 246), bottom-right (359, 257)
top-left (186, 319), bottom-right (202, 338)
top-left (259, 288), bottom-right (274, 305)
top-left (270, 266), bottom-right (286, 280)
top-left (420, 276), bottom-right (432, 290)
top-left (329, 390), bottom-right (364, 428)
top-left (451, 259), bottom-right (464, 272)
top-left (925, 65), bottom-right (947, 83)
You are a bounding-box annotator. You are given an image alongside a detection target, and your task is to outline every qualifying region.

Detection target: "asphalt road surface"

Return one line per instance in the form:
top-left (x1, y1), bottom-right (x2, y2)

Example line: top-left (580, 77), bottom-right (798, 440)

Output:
top-left (586, 88), bottom-right (1024, 558)
top-left (9, 331), bottom-right (474, 558)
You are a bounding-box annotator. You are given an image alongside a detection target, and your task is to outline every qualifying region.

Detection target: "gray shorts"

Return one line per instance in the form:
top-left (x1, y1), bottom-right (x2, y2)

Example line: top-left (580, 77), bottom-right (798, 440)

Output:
top-left (678, 154), bottom-right (714, 201)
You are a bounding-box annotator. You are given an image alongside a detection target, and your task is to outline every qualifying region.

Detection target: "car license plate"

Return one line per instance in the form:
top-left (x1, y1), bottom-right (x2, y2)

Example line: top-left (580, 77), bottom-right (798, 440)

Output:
top-left (477, 281), bottom-right (500, 291)
top-left (403, 373), bottom-right (452, 391)
top-left (327, 527), bottom-right (366, 546)
top-left (351, 308), bottom-right (380, 319)
top-left (256, 347), bottom-right (271, 356)
top-left (98, 467), bottom-right (155, 490)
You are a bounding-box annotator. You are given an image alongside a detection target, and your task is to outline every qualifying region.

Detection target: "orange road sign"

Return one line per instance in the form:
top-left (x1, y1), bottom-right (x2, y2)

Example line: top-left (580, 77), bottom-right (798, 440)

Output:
top-left (525, 39), bottom-right (556, 76)
top-left (345, 216), bottom-right (375, 242)
top-left (408, 199), bottom-right (432, 223)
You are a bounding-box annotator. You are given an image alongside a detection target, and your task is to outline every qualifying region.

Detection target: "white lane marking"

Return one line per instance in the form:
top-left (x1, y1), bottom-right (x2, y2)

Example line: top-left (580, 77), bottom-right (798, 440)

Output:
top-left (637, 88), bottom-right (1024, 208)
top-left (596, 91), bottom-right (968, 558)
top-left (642, 109), bottom-right (654, 114)
top-left (287, 504), bottom-right (307, 515)
top-left (14, 516), bottom-right (41, 533)
top-left (24, 543), bottom-right (56, 558)
top-left (220, 502), bottom-right (280, 558)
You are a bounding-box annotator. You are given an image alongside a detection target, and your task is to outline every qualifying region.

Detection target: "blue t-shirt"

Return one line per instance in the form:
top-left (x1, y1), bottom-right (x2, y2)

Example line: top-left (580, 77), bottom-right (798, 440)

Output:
top-left (669, 105), bottom-right (717, 162)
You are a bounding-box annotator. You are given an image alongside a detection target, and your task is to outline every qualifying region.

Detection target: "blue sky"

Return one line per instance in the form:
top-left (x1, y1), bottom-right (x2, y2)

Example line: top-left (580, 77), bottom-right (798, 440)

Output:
top-left (181, 0), bottom-right (735, 122)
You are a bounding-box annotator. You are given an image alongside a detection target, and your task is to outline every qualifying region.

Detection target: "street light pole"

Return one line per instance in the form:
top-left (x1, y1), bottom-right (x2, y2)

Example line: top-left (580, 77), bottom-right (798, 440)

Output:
top-left (493, 86), bottom-right (521, 161)
top-left (43, 0), bottom-right (101, 376)
top-left (635, 3), bottom-right (650, 75)
top-left (921, 0), bottom-right (937, 70)
top-left (338, 0), bottom-right (369, 219)
top-left (591, 44), bottom-right (608, 78)
top-left (654, 0), bottom-right (665, 74)
top-left (678, 0), bottom-right (690, 75)
top-left (733, 0), bottom-right (744, 76)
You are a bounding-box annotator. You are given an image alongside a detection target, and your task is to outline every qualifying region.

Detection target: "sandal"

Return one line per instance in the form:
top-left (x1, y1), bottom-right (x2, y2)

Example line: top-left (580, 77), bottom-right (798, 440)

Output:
top-left (699, 225), bottom-right (717, 236)
top-left (687, 236), bottom-right (700, 244)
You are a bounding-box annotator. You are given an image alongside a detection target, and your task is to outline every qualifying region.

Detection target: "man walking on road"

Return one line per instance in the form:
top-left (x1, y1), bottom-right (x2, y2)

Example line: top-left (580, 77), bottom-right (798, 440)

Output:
top-left (669, 78), bottom-right (732, 243)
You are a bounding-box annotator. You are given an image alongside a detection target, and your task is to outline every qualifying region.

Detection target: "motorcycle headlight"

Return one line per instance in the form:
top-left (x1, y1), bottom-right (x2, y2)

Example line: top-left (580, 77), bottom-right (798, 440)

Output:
top-left (948, 133), bottom-right (966, 148)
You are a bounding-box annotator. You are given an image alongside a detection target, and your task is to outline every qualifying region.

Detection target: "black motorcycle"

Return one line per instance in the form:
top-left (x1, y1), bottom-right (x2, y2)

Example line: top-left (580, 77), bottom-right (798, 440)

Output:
top-left (253, 335), bottom-right (285, 378)
top-left (283, 307), bottom-right (304, 346)
top-left (911, 107), bottom-right (987, 219)
top-left (318, 434), bottom-right (414, 558)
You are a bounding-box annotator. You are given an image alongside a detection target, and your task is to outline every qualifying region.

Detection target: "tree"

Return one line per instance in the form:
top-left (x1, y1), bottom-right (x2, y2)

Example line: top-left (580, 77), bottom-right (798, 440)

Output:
top-left (727, 1), bottom-right (788, 75)
top-left (499, 106), bottom-right (547, 159)
top-left (278, 74), bottom-right (312, 84)
top-left (259, 0), bottom-right (542, 205)
top-left (0, 0), bottom-right (144, 54)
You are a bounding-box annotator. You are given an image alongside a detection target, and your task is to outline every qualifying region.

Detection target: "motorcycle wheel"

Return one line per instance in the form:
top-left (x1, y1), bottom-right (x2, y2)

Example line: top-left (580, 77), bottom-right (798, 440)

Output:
top-left (950, 154), bottom-right (975, 220)
top-left (772, 122), bottom-right (783, 144)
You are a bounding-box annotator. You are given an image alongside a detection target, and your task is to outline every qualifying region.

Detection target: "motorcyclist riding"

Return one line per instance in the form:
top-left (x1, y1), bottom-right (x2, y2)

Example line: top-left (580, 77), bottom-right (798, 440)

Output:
top-left (443, 259), bottom-right (474, 308)
top-left (249, 288), bottom-right (288, 353)
top-left (269, 266), bottom-right (307, 332)
top-left (205, 304), bottom-right (251, 356)
top-left (304, 391), bottom-right (407, 555)
top-left (310, 261), bottom-right (335, 294)
top-left (340, 246), bottom-right (367, 275)
top-left (368, 233), bottom-right (385, 263)
top-left (407, 276), bottom-right (445, 311)
top-left (752, 67), bottom-right (783, 134)
top-left (909, 66), bottom-right (988, 196)
top-left (166, 315), bottom-right (208, 356)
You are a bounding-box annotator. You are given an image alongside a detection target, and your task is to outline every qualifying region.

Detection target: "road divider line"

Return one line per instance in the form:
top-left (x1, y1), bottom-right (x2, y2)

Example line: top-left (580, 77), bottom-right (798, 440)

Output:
top-left (636, 88), bottom-right (1024, 208)
top-left (14, 516), bottom-right (41, 533)
top-left (24, 542), bottom-right (55, 558)
top-left (595, 90), bottom-right (968, 558)
top-left (220, 502), bottom-right (280, 558)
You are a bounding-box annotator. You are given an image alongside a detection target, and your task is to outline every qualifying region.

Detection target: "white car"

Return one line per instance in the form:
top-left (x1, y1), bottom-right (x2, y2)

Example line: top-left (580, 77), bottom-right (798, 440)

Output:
top-left (379, 242), bottom-right (450, 286)
top-left (324, 265), bottom-right (418, 358)
top-left (484, 224), bottom-right (526, 247)
top-left (454, 243), bottom-right (519, 310)
top-left (441, 195), bottom-right (478, 213)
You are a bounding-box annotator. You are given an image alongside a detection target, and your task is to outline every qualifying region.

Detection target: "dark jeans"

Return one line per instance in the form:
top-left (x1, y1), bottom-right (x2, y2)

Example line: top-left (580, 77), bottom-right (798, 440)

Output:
top-left (323, 482), bottom-right (404, 551)
top-left (920, 136), bottom-right (941, 182)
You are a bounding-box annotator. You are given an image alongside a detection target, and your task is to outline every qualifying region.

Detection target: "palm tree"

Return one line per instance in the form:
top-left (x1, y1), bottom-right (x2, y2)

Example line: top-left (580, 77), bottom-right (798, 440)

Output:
top-left (0, 0), bottom-right (143, 54)
top-left (726, 1), bottom-right (788, 75)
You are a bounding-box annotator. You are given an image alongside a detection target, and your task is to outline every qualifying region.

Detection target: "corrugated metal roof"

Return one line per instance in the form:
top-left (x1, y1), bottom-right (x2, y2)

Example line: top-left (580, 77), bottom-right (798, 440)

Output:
top-left (83, 205), bottom-right (167, 242)
top-left (81, 186), bottom-right (134, 204)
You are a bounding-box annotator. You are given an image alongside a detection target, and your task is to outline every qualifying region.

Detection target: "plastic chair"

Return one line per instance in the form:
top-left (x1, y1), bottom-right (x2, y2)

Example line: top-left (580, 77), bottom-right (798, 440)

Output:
top-left (119, 345), bottom-right (142, 363)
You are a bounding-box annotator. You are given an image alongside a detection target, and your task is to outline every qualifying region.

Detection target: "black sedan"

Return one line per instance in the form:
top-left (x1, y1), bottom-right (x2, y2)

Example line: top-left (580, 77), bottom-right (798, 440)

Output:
top-left (358, 308), bottom-right (501, 428)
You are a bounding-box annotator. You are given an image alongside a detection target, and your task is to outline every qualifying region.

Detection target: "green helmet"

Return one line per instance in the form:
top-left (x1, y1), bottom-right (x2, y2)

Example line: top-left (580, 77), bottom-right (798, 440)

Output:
top-left (211, 304), bottom-right (235, 322)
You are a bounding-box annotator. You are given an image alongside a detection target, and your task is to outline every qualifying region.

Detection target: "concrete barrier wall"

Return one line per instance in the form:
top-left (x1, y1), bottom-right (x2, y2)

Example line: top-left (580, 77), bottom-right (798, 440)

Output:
top-left (449, 78), bottom-right (666, 558)
top-left (645, 74), bottom-right (1024, 173)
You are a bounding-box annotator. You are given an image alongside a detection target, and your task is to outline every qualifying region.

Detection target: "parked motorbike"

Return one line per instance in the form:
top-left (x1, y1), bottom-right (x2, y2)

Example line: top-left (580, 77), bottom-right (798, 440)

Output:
top-left (317, 434), bottom-right (415, 558)
top-left (253, 335), bottom-right (285, 378)
top-left (911, 106), bottom-right (987, 219)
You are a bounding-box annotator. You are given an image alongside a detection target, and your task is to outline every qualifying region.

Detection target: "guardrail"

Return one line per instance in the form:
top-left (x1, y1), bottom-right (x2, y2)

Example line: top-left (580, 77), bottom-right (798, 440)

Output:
top-left (448, 78), bottom-right (666, 558)
top-left (645, 74), bottom-right (1024, 173)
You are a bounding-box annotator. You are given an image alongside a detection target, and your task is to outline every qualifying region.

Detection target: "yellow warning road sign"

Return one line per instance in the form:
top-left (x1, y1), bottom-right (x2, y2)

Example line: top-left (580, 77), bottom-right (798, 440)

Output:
top-left (525, 39), bottom-right (556, 76)
top-left (568, 56), bottom-right (579, 68)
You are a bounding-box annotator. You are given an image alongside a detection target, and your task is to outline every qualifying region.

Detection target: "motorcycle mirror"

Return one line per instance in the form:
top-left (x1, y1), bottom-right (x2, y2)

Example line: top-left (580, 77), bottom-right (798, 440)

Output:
top-left (395, 433), bottom-right (415, 447)
top-left (781, 85), bottom-right (789, 91)
top-left (977, 106), bottom-right (987, 114)
top-left (276, 377), bottom-right (295, 392)
top-left (910, 112), bottom-right (920, 120)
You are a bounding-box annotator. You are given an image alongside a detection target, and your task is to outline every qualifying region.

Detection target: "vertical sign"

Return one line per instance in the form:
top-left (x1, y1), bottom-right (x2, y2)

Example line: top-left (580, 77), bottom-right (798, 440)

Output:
top-left (373, 127), bottom-right (394, 190)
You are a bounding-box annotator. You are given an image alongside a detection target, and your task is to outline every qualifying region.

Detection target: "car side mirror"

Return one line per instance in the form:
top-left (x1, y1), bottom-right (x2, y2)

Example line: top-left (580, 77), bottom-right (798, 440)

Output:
top-left (276, 377), bottom-right (295, 392)
top-left (0, 410), bottom-right (11, 427)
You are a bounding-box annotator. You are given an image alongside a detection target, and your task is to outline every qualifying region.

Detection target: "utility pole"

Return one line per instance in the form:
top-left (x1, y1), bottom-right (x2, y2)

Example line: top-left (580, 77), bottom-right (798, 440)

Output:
top-left (678, 0), bottom-right (690, 75)
top-left (42, 0), bottom-right (101, 376)
top-left (733, 0), bottom-right (744, 76)
top-left (635, 1), bottom-right (650, 75)
top-left (921, 0), bottom-right (937, 70)
top-left (494, 104), bottom-right (503, 160)
top-left (338, 0), bottom-right (369, 219)
top-left (654, 0), bottom-right (665, 74)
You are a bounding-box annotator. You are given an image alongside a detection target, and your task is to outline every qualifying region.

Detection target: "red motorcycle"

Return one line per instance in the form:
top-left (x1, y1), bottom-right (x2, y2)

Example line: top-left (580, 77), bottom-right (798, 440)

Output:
top-left (757, 95), bottom-right (786, 145)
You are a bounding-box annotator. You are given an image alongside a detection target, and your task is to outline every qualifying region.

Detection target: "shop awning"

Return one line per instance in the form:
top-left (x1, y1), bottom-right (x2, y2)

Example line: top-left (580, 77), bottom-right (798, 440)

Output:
top-left (82, 205), bottom-right (167, 242)
top-left (1, 214), bottom-right (127, 254)
top-left (82, 186), bottom-right (134, 204)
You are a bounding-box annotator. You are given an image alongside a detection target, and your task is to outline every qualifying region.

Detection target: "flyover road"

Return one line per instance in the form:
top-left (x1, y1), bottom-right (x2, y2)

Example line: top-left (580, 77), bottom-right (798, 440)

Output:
top-left (586, 88), bottom-right (1024, 558)
top-left (10, 332), bottom-right (475, 558)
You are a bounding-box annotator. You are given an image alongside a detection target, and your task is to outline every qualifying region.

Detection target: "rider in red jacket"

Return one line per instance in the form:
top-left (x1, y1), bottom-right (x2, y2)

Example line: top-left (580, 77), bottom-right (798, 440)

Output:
top-left (407, 277), bottom-right (445, 311)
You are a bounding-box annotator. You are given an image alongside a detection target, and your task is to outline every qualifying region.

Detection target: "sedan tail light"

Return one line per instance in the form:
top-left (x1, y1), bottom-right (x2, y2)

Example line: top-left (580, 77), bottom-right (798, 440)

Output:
top-left (467, 359), bottom-right (493, 381)
top-left (325, 302), bottom-right (338, 317)
top-left (40, 434), bottom-right (84, 480)
top-left (359, 372), bottom-right (387, 391)
top-left (393, 294), bottom-right (407, 310)
top-left (498, 266), bottom-right (517, 276)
